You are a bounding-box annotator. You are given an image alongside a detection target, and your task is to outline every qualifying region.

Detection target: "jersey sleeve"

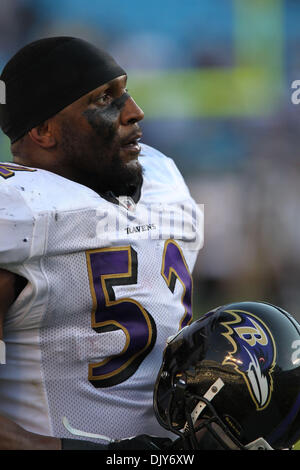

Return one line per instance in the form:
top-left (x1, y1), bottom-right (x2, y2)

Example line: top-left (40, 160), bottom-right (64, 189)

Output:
top-left (0, 184), bottom-right (34, 265)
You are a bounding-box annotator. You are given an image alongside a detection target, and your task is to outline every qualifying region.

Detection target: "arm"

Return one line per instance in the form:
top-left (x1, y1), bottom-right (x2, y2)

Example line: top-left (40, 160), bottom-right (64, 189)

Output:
top-left (0, 268), bottom-right (61, 450)
top-left (0, 268), bottom-right (17, 340)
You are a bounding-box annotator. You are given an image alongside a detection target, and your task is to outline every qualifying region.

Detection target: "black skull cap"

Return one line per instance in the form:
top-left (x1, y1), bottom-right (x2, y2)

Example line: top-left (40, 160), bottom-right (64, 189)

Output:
top-left (0, 36), bottom-right (126, 143)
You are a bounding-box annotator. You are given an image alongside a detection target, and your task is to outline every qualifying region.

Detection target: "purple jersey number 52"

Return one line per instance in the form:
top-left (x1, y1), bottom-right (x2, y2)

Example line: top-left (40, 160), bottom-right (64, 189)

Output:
top-left (86, 239), bottom-right (192, 388)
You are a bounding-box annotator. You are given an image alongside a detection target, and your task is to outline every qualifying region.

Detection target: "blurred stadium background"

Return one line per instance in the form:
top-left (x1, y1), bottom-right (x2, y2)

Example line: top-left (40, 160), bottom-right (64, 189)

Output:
top-left (1, 0), bottom-right (300, 328)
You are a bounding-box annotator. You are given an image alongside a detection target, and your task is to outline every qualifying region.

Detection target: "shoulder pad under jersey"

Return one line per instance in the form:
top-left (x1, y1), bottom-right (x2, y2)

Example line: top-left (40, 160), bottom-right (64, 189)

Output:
top-left (0, 182), bottom-right (34, 264)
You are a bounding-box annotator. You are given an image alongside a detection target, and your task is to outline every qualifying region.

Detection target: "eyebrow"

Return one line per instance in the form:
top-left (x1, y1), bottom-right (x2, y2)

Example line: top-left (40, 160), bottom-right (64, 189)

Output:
top-left (88, 76), bottom-right (128, 104)
top-left (87, 85), bottom-right (109, 104)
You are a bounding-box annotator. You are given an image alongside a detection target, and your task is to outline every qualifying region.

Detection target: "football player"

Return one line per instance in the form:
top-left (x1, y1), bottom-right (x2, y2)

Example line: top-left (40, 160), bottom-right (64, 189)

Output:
top-left (0, 37), bottom-right (203, 449)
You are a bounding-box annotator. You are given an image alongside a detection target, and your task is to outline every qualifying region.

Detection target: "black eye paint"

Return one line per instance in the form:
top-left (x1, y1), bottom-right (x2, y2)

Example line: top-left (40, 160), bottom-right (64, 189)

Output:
top-left (82, 92), bottom-right (131, 140)
top-left (111, 91), bottom-right (130, 110)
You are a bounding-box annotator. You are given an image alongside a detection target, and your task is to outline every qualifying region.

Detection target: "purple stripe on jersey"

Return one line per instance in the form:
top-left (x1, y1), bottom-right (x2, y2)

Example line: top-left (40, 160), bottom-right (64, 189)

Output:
top-left (0, 163), bottom-right (36, 179)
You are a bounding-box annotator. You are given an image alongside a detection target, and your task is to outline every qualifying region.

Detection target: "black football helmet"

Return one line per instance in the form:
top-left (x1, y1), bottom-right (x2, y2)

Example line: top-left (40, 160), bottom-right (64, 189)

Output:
top-left (154, 301), bottom-right (300, 450)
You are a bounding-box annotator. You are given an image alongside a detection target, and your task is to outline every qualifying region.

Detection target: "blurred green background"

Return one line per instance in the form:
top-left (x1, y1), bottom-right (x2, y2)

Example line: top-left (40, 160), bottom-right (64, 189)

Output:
top-left (0, 0), bottom-right (300, 324)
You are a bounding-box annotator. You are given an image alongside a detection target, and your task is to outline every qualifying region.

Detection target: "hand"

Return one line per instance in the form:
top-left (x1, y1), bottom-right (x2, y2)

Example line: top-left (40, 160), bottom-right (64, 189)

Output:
top-left (108, 434), bottom-right (173, 450)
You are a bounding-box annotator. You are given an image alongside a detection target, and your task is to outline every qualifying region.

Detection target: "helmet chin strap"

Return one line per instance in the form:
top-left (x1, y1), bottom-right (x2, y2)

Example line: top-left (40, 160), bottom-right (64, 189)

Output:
top-left (187, 378), bottom-right (274, 450)
top-left (190, 378), bottom-right (225, 425)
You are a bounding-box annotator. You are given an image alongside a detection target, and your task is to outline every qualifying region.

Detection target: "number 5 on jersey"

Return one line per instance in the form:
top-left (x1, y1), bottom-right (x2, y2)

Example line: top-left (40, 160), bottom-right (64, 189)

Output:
top-left (86, 246), bottom-right (157, 388)
top-left (86, 240), bottom-right (192, 388)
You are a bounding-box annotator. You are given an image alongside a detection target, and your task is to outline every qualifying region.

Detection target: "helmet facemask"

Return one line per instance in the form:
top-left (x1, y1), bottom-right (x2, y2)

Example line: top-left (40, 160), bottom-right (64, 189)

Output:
top-left (156, 368), bottom-right (245, 450)
top-left (156, 367), bottom-right (274, 450)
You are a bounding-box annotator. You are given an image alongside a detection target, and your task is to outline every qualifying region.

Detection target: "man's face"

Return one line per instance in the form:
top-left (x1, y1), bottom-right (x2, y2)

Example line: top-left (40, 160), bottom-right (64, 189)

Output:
top-left (54, 74), bottom-right (145, 196)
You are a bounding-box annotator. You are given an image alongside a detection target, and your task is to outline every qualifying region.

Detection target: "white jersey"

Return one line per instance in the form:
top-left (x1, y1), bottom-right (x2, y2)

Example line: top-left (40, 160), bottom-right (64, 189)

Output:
top-left (0, 144), bottom-right (203, 442)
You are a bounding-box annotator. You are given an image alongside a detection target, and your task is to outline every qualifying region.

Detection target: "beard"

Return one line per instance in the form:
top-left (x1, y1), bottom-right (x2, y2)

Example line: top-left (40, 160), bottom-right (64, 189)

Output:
top-left (58, 119), bottom-right (143, 197)
top-left (93, 152), bottom-right (144, 197)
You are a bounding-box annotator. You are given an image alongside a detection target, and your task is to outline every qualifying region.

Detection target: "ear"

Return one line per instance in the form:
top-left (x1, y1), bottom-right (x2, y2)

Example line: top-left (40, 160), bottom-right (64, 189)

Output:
top-left (28, 120), bottom-right (57, 149)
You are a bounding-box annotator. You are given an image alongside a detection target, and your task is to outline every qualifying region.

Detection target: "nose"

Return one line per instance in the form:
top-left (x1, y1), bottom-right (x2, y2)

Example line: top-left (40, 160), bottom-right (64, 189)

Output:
top-left (121, 95), bottom-right (144, 125)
